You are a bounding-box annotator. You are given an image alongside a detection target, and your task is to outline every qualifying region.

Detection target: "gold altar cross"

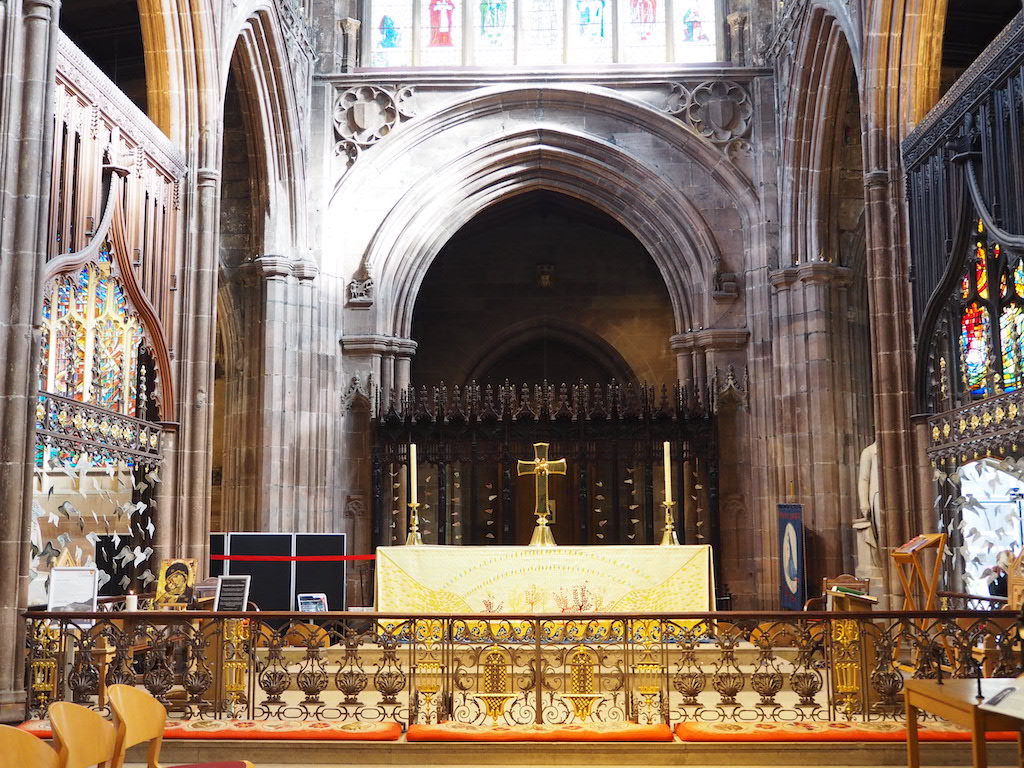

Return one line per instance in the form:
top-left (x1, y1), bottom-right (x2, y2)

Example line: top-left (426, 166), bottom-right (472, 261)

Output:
top-left (517, 442), bottom-right (566, 547)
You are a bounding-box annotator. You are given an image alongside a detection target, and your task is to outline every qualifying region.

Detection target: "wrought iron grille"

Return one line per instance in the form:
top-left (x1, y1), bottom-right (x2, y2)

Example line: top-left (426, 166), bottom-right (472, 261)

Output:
top-left (24, 609), bottom-right (1023, 726)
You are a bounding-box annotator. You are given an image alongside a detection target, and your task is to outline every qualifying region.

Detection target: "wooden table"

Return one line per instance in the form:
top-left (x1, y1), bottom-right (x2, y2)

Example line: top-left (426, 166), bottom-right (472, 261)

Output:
top-left (905, 678), bottom-right (1024, 768)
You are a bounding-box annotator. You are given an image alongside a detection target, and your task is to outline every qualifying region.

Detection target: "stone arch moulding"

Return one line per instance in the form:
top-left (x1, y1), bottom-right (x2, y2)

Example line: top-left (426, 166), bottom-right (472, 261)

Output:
top-left (779, 6), bottom-right (862, 265)
top-left (327, 84), bottom-right (761, 337)
top-left (462, 318), bottom-right (639, 387)
top-left (221, 5), bottom-right (311, 257)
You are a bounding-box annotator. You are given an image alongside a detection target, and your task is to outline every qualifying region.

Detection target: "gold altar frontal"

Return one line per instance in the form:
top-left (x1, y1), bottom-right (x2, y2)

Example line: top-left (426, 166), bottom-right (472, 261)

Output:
top-left (375, 545), bottom-right (715, 614)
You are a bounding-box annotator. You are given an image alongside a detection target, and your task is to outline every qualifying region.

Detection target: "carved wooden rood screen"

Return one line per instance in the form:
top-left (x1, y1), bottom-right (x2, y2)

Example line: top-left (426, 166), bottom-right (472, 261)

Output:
top-left (371, 381), bottom-right (718, 552)
top-left (905, 12), bottom-right (1024, 587)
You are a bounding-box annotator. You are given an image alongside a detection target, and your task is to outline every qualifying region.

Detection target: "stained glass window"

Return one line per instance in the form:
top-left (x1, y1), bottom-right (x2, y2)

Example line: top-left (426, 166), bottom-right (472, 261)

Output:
top-left (568, 0), bottom-right (612, 64)
top-left (420, 0), bottom-right (463, 66)
top-left (961, 303), bottom-right (991, 395)
top-left (366, 0), bottom-right (719, 65)
top-left (1002, 305), bottom-right (1024, 391)
top-left (623, 0), bottom-right (667, 64)
top-left (519, 0), bottom-right (562, 65)
top-left (675, 0), bottom-right (716, 62)
top-left (39, 260), bottom-right (146, 419)
top-left (475, 0), bottom-right (515, 66)
top-left (371, 0), bottom-right (414, 66)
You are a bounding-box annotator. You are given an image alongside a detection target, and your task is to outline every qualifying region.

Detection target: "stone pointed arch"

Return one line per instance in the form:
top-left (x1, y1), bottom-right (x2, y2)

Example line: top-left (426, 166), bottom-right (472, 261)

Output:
top-left (463, 317), bottom-right (639, 387)
top-left (222, 5), bottom-right (311, 255)
top-left (779, 6), bottom-right (861, 265)
top-left (327, 84), bottom-right (760, 338)
top-left (362, 128), bottom-right (717, 339)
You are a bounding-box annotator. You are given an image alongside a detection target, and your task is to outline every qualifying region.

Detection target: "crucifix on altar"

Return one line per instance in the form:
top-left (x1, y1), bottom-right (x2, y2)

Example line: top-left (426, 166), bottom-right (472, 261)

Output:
top-left (516, 442), bottom-right (567, 547)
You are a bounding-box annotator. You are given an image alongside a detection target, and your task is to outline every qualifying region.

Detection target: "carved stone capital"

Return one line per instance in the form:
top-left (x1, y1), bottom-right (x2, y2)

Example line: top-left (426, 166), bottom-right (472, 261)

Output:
top-left (770, 261), bottom-right (853, 288)
top-left (341, 334), bottom-right (418, 357)
top-left (671, 328), bottom-right (749, 352)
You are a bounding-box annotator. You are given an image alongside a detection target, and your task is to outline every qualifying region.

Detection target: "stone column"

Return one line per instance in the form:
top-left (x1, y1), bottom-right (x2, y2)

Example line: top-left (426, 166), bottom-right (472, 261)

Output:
top-left (339, 18), bottom-right (361, 72)
top-left (672, 328), bottom-right (749, 594)
top-left (173, 166), bottom-right (221, 570)
top-left (393, 338), bottom-right (417, 400)
top-left (0, 0), bottom-right (60, 721)
top-left (862, 167), bottom-right (920, 608)
top-left (670, 334), bottom-right (693, 390)
top-left (251, 255), bottom-right (320, 533)
top-left (770, 262), bottom-right (857, 591)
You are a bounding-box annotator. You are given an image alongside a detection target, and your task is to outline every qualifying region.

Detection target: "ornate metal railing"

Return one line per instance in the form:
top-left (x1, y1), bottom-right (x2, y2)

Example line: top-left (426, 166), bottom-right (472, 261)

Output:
top-left (24, 610), bottom-right (1023, 726)
top-left (35, 391), bottom-right (163, 466)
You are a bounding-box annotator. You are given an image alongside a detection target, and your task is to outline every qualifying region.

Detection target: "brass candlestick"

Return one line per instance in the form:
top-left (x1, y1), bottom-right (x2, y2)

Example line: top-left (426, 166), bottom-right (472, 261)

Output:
top-left (659, 501), bottom-right (679, 546)
top-left (406, 501), bottom-right (424, 546)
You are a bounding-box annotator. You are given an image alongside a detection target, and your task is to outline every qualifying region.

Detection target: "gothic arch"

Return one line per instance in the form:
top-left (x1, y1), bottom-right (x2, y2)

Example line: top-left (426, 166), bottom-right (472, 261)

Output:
top-left (328, 84), bottom-right (760, 340)
top-left (221, 6), bottom-right (310, 255)
top-left (779, 7), bottom-right (861, 265)
top-left (462, 318), bottom-right (638, 387)
top-left (369, 132), bottom-right (715, 338)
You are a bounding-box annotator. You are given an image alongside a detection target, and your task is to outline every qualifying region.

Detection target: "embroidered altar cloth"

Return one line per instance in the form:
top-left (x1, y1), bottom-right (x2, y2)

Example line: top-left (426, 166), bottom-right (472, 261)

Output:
top-left (374, 545), bottom-right (715, 613)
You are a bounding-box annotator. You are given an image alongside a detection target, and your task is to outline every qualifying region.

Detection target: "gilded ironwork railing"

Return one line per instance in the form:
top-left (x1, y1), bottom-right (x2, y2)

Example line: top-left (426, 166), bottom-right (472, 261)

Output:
top-left (35, 391), bottom-right (163, 466)
top-left (23, 610), bottom-right (1023, 726)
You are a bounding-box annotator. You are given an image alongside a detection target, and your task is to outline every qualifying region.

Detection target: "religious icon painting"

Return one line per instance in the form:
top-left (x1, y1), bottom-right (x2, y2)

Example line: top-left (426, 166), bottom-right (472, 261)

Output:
top-left (155, 557), bottom-right (198, 609)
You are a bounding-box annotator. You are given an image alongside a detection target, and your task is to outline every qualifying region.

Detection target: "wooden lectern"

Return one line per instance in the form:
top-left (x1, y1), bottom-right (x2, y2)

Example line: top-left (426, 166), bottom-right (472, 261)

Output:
top-left (891, 533), bottom-right (946, 611)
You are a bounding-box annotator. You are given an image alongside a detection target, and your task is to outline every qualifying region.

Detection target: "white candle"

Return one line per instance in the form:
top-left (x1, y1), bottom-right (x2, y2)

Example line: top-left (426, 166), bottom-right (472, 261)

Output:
top-left (409, 443), bottom-right (417, 505)
top-left (124, 592), bottom-right (138, 612)
top-left (663, 441), bottom-right (672, 506)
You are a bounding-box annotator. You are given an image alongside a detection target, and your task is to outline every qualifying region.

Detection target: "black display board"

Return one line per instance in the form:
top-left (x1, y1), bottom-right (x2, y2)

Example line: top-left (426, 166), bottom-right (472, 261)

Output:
top-left (209, 533), bottom-right (226, 578)
top-left (209, 532), bottom-right (347, 611)
top-left (295, 534), bottom-right (347, 613)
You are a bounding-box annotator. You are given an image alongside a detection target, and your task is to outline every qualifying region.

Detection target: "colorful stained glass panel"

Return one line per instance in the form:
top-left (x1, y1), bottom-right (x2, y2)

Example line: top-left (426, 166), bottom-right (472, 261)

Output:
top-left (961, 303), bottom-right (991, 395)
top-left (622, 0), bottom-right (666, 64)
top-left (1002, 305), bottom-right (1024, 391)
top-left (370, 0), bottom-right (414, 66)
top-left (675, 0), bottom-right (716, 62)
top-left (475, 0), bottom-right (515, 66)
top-left (420, 0), bottom-right (463, 65)
top-left (567, 0), bottom-right (612, 64)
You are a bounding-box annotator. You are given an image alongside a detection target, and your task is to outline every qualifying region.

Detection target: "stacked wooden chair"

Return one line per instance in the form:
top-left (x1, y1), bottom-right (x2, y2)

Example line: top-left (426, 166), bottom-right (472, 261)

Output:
top-left (2, 688), bottom-right (255, 768)
top-left (0, 723), bottom-right (60, 768)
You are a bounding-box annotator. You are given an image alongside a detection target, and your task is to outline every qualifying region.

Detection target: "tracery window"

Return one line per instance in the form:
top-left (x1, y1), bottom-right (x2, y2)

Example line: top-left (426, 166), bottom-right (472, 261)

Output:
top-left (367, 0), bottom-right (717, 66)
top-left (954, 220), bottom-right (1024, 399)
top-left (36, 246), bottom-right (153, 467)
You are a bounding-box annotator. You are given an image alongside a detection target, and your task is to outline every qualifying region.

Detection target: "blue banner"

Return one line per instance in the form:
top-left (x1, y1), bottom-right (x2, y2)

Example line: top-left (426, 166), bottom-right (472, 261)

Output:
top-left (777, 503), bottom-right (806, 611)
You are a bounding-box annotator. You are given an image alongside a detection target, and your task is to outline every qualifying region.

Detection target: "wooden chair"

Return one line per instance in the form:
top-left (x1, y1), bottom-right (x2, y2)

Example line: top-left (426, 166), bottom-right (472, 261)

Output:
top-left (0, 723), bottom-right (60, 768)
top-left (49, 701), bottom-right (117, 768)
top-left (107, 684), bottom-right (255, 768)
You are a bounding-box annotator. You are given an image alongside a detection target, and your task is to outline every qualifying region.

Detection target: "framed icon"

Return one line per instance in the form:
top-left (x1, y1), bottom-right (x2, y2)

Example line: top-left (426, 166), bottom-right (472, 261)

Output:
top-left (155, 558), bottom-right (197, 609)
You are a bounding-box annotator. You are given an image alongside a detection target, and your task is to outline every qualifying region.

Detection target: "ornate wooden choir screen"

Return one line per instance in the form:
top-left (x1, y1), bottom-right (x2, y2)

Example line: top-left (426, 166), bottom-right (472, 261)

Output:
top-left (27, 34), bottom-right (186, 599)
top-left (903, 13), bottom-right (1024, 588)
top-left (371, 381), bottom-right (716, 551)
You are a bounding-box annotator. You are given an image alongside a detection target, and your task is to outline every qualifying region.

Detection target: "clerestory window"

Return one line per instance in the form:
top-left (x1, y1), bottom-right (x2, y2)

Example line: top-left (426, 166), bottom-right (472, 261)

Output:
top-left (365, 0), bottom-right (719, 67)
